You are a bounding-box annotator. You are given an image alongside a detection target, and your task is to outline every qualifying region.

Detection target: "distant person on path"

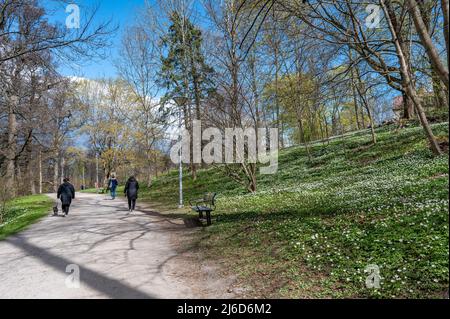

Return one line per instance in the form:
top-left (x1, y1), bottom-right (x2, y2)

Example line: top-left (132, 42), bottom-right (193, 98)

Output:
top-left (108, 174), bottom-right (119, 200)
top-left (57, 178), bottom-right (75, 217)
top-left (124, 176), bottom-right (139, 212)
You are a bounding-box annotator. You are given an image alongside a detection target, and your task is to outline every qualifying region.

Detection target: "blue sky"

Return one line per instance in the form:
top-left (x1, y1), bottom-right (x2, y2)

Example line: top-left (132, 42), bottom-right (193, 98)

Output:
top-left (45, 0), bottom-right (148, 79)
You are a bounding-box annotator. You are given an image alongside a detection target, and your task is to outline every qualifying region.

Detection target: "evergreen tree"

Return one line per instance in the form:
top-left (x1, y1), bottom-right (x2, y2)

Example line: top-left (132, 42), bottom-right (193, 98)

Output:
top-left (160, 11), bottom-right (214, 118)
top-left (159, 11), bottom-right (215, 179)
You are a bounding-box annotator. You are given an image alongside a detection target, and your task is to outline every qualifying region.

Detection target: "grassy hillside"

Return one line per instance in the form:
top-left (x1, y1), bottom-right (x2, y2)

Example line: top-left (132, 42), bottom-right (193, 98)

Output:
top-left (0, 195), bottom-right (53, 240)
top-left (141, 123), bottom-right (449, 298)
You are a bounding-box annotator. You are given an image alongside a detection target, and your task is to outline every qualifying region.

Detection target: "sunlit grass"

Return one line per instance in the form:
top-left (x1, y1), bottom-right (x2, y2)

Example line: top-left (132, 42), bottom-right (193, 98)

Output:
top-left (0, 195), bottom-right (53, 241)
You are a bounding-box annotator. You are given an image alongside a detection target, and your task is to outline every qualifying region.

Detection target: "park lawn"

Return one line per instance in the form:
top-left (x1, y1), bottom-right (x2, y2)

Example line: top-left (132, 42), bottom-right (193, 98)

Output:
top-left (80, 186), bottom-right (125, 194)
top-left (0, 195), bottom-right (53, 241)
top-left (80, 188), bottom-right (99, 194)
top-left (139, 122), bottom-right (449, 298)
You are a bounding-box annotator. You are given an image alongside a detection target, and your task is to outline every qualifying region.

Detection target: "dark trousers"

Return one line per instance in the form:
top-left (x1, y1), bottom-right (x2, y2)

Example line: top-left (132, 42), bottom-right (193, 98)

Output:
top-left (128, 198), bottom-right (136, 210)
top-left (62, 204), bottom-right (70, 215)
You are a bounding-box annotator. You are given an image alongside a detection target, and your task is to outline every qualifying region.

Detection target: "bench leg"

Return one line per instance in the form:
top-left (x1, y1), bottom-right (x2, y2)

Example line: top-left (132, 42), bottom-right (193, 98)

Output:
top-left (199, 211), bottom-right (204, 219)
top-left (206, 211), bottom-right (212, 226)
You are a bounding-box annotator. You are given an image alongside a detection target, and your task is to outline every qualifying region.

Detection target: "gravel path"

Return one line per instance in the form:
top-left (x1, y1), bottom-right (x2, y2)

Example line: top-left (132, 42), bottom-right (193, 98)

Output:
top-left (0, 193), bottom-right (233, 299)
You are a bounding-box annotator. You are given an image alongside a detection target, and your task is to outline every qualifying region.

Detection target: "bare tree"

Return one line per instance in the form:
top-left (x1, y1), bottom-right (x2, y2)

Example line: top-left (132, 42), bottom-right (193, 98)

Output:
top-left (116, 24), bottom-right (169, 186)
top-left (0, 0), bottom-right (115, 64)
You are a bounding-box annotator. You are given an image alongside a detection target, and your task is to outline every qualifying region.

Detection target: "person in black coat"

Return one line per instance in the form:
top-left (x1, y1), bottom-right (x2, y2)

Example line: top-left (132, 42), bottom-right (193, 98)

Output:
top-left (57, 178), bottom-right (75, 216)
top-left (124, 176), bottom-right (139, 212)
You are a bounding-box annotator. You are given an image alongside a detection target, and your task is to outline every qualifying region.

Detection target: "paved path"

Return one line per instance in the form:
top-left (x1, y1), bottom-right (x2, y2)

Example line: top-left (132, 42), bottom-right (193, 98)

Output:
top-left (0, 193), bottom-right (217, 299)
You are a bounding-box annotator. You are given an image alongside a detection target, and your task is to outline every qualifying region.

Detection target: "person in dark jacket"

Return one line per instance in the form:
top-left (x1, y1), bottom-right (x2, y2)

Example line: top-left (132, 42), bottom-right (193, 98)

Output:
top-left (57, 178), bottom-right (75, 217)
top-left (108, 174), bottom-right (119, 200)
top-left (124, 176), bottom-right (139, 212)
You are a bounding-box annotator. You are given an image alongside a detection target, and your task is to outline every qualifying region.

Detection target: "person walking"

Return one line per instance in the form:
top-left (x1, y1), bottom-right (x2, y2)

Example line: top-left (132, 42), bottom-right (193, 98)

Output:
top-left (108, 174), bottom-right (119, 200)
top-left (57, 178), bottom-right (75, 217)
top-left (124, 176), bottom-right (139, 212)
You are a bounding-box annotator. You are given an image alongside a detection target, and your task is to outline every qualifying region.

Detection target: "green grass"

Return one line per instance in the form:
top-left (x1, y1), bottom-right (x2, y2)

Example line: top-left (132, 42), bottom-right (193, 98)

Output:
top-left (81, 187), bottom-right (125, 194)
top-left (0, 194), bottom-right (53, 241)
top-left (140, 123), bottom-right (449, 298)
top-left (80, 188), bottom-right (99, 193)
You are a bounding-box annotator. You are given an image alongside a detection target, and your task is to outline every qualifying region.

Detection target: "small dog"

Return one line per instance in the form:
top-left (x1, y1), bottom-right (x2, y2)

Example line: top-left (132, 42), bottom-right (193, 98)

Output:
top-left (53, 205), bottom-right (59, 216)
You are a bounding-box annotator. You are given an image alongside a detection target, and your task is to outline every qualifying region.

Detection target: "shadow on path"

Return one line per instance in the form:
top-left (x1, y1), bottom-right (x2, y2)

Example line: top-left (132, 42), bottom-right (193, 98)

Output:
top-left (7, 236), bottom-right (155, 299)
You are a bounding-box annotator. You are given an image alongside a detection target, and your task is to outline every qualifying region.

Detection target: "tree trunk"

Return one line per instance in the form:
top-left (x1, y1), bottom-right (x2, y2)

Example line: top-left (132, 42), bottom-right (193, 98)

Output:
top-left (442, 0), bottom-right (449, 66)
top-left (354, 64), bottom-right (377, 144)
top-left (351, 79), bottom-right (360, 130)
top-left (244, 163), bottom-right (257, 193)
top-left (26, 142), bottom-right (36, 195)
top-left (432, 72), bottom-right (449, 108)
top-left (323, 113), bottom-right (330, 144)
top-left (408, 0), bottom-right (449, 89)
top-left (39, 148), bottom-right (43, 194)
top-left (60, 156), bottom-right (65, 184)
top-left (403, 92), bottom-right (414, 119)
top-left (275, 47), bottom-right (284, 148)
top-left (53, 152), bottom-right (59, 193)
top-left (148, 155), bottom-right (154, 188)
top-left (349, 50), bottom-right (361, 130)
top-left (382, 0), bottom-right (442, 155)
top-left (6, 97), bottom-right (17, 198)
top-left (297, 116), bottom-right (312, 162)
top-left (318, 110), bottom-right (326, 145)
top-left (358, 93), bottom-right (377, 145)
top-left (190, 56), bottom-right (202, 182)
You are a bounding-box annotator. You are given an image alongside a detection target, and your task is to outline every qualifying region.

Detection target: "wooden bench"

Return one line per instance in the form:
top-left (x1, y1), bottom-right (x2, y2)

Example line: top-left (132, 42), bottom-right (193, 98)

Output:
top-left (189, 192), bottom-right (217, 226)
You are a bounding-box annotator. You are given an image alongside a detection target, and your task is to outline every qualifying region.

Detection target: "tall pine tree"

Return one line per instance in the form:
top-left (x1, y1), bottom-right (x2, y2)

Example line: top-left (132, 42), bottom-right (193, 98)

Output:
top-left (159, 11), bottom-right (215, 180)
